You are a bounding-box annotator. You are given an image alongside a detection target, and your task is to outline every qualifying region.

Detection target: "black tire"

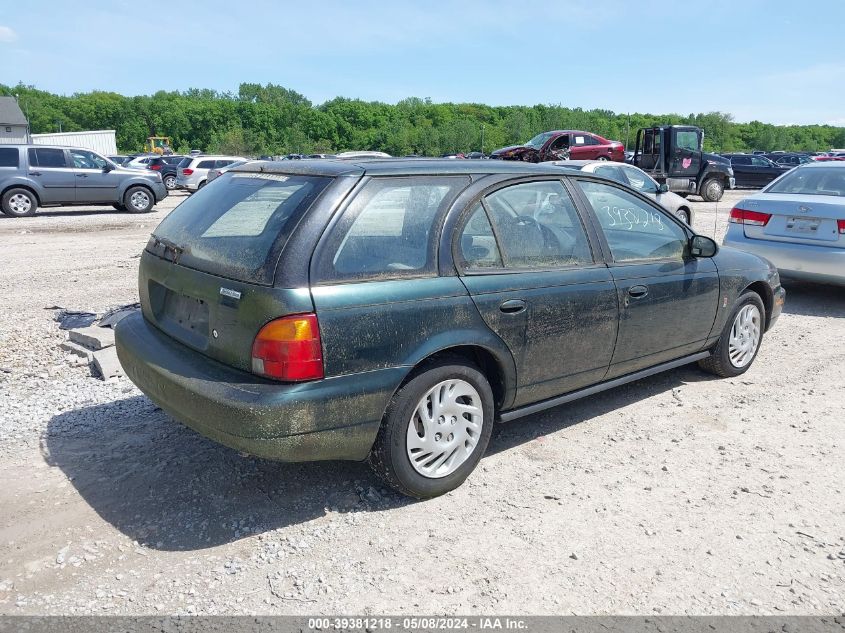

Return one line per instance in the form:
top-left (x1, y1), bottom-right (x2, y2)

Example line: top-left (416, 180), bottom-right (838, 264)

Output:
top-left (678, 192), bottom-right (690, 199)
top-left (700, 177), bottom-right (725, 202)
top-left (112, 203), bottom-right (126, 211)
top-left (699, 291), bottom-right (766, 378)
top-left (368, 359), bottom-right (495, 499)
top-left (123, 186), bottom-right (154, 214)
top-left (596, 155), bottom-right (609, 161)
top-left (197, 180), bottom-right (207, 190)
top-left (676, 207), bottom-right (690, 224)
top-left (1, 187), bottom-right (38, 217)
top-left (163, 175), bottom-right (177, 190)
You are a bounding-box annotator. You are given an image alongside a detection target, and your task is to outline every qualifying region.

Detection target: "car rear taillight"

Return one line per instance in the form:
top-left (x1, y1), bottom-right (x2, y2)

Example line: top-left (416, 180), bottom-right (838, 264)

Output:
top-left (149, 164), bottom-right (162, 170)
top-left (729, 208), bottom-right (772, 226)
top-left (837, 219), bottom-right (845, 234)
top-left (181, 168), bottom-right (194, 176)
top-left (251, 314), bottom-right (323, 381)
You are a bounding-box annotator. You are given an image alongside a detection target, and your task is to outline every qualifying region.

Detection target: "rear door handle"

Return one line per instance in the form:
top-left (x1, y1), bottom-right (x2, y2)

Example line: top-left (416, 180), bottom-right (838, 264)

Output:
top-left (500, 299), bottom-right (526, 314)
top-left (628, 285), bottom-right (649, 299)
top-left (28, 171), bottom-right (42, 176)
top-left (75, 174), bottom-right (88, 178)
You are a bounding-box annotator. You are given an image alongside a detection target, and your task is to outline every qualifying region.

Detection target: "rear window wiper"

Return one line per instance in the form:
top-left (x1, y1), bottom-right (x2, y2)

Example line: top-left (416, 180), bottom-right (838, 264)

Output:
top-left (150, 234), bottom-right (187, 262)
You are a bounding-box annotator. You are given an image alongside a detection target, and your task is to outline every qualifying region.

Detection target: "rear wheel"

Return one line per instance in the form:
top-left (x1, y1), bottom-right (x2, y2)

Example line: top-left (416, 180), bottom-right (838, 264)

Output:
top-left (369, 360), bottom-right (494, 498)
top-left (596, 155), bottom-right (609, 161)
top-left (124, 186), bottom-right (154, 213)
top-left (699, 291), bottom-right (765, 378)
top-left (700, 177), bottom-right (724, 202)
top-left (1, 188), bottom-right (37, 217)
top-left (163, 175), bottom-right (177, 190)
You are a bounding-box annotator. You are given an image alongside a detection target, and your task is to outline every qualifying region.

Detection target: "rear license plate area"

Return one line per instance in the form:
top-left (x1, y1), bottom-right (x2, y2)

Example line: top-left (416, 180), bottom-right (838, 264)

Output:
top-left (150, 282), bottom-right (210, 349)
top-left (785, 216), bottom-right (821, 233)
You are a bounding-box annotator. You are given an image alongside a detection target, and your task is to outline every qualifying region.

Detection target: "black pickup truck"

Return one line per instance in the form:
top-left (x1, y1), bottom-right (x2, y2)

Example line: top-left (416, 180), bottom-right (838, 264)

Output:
top-left (633, 125), bottom-right (735, 202)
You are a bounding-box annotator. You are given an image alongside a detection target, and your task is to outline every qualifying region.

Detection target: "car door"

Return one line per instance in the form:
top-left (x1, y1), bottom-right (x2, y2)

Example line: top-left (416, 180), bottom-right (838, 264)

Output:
top-left (572, 178), bottom-right (719, 378)
top-left (456, 179), bottom-right (619, 407)
top-left (71, 149), bottom-right (122, 202)
top-left (569, 133), bottom-right (593, 160)
top-left (668, 128), bottom-right (701, 180)
top-left (730, 156), bottom-right (753, 187)
top-left (26, 147), bottom-right (76, 203)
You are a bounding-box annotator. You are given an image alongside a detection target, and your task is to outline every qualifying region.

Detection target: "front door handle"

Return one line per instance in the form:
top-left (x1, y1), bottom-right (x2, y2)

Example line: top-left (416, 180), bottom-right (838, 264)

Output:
top-left (75, 174), bottom-right (88, 178)
top-left (500, 299), bottom-right (526, 314)
top-left (28, 171), bottom-right (42, 176)
top-left (628, 285), bottom-right (649, 299)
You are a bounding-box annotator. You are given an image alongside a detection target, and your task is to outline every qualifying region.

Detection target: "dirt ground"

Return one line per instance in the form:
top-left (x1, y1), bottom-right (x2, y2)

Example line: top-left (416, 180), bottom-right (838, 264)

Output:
top-left (0, 189), bottom-right (843, 615)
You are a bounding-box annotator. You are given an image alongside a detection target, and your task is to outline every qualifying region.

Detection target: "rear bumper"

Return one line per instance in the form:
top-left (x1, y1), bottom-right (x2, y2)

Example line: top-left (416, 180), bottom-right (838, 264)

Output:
top-left (115, 312), bottom-right (397, 462)
top-left (724, 227), bottom-right (845, 285)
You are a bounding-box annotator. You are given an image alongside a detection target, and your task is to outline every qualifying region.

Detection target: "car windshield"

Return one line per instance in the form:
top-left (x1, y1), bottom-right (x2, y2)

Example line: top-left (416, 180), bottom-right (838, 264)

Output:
top-left (524, 132), bottom-right (556, 149)
top-left (765, 167), bottom-right (845, 197)
top-left (149, 173), bottom-right (332, 284)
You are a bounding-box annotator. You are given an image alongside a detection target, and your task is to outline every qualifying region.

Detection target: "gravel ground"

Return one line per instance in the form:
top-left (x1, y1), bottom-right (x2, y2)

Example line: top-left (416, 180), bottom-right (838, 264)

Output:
top-left (0, 189), bottom-right (843, 615)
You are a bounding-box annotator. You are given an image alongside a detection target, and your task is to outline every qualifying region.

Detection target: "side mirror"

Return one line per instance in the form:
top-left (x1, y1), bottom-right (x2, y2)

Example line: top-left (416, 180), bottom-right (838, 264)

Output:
top-left (103, 162), bottom-right (115, 172)
top-left (658, 183), bottom-right (669, 193)
top-left (690, 235), bottom-right (718, 258)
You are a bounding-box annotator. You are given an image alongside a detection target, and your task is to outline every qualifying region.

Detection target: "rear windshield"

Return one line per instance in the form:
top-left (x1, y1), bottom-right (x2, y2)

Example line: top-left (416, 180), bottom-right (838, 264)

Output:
top-left (177, 157), bottom-right (192, 168)
top-left (148, 172), bottom-right (332, 284)
top-left (766, 167), bottom-right (845, 197)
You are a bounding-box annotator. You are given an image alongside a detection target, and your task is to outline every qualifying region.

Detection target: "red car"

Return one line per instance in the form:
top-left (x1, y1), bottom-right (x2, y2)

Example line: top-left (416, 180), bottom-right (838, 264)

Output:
top-left (491, 130), bottom-right (625, 162)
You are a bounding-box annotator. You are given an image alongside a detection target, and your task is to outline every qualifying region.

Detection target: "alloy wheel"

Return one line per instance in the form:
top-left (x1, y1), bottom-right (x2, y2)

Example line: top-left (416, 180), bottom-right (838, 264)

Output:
top-left (130, 190), bottom-right (150, 211)
top-left (9, 193), bottom-right (32, 214)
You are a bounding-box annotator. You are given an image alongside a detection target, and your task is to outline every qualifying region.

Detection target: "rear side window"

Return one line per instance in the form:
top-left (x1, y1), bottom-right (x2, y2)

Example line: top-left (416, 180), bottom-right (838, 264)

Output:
top-left (149, 173), bottom-right (332, 284)
top-left (197, 160), bottom-right (216, 169)
top-left (0, 147), bottom-right (18, 167)
top-left (314, 176), bottom-right (469, 283)
top-left (28, 148), bottom-right (67, 168)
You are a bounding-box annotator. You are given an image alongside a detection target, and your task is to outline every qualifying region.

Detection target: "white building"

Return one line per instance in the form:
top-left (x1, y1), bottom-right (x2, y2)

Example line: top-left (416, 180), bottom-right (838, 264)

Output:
top-left (30, 130), bottom-right (118, 156)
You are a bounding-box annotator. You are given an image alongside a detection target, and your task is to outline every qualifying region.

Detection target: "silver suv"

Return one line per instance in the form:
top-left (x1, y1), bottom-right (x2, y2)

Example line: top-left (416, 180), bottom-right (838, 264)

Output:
top-left (176, 155), bottom-right (246, 192)
top-left (0, 145), bottom-right (168, 217)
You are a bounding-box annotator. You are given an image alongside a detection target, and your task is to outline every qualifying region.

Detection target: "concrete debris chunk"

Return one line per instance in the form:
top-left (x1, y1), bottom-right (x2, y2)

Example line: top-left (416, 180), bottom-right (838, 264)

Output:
top-left (60, 341), bottom-right (94, 362)
top-left (92, 347), bottom-right (124, 379)
top-left (69, 326), bottom-right (115, 351)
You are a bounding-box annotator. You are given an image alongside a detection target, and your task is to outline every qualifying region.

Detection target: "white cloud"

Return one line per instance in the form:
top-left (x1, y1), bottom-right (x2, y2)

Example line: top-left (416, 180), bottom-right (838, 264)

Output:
top-left (0, 25), bottom-right (17, 42)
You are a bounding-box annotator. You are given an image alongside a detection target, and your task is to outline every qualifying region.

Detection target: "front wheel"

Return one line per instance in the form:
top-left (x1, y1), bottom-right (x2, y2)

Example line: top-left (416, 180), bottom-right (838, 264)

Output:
top-left (676, 207), bottom-right (690, 224)
top-left (699, 291), bottom-right (765, 378)
top-left (124, 186), bottom-right (154, 213)
top-left (369, 360), bottom-right (494, 498)
top-left (700, 177), bottom-right (725, 202)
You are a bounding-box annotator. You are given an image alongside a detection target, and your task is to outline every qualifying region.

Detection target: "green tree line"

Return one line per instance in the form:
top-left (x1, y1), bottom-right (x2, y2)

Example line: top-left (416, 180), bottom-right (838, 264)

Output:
top-left (3, 82), bottom-right (844, 156)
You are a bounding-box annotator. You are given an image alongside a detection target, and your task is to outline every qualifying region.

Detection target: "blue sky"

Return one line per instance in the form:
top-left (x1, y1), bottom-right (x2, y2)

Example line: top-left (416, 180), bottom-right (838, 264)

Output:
top-left (1, 0), bottom-right (844, 126)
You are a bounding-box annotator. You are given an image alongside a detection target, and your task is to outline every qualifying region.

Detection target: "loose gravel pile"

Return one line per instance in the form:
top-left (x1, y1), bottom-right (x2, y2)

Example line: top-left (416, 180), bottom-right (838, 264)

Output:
top-left (0, 191), bottom-right (843, 615)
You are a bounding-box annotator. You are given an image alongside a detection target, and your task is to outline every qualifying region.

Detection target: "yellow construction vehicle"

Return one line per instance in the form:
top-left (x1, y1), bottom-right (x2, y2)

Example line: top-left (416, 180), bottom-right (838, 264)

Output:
top-left (144, 136), bottom-right (172, 155)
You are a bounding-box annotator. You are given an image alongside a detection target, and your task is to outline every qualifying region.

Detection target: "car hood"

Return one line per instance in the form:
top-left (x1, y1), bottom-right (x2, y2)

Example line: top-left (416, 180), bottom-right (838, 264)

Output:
top-left (703, 152), bottom-right (730, 164)
top-left (491, 145), bottom-right (533, 157)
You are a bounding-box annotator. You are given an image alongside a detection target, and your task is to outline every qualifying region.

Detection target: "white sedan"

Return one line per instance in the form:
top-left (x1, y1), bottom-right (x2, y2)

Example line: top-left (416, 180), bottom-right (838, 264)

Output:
top-left (544, 160), bottom-right (694, 224)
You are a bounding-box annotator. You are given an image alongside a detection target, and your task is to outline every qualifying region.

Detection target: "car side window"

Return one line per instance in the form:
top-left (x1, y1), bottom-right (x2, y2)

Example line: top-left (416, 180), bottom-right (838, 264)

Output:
top-left (0, 147), bottom-right (19, 168)
top-left (71, 149), bottom-right (108, 169)
top-left (751, 157), bottom-right (769, 167)
top-left (483, 181), bottom-right (593, 268)
top-left (593, 165), bottom-right (627, 185)
top-left (28, 148), bottom-right (67, 168)
top-left (576, 180), bottom-right (688, 262)
top-left (620, 166), bottom-right (658, 193)
top-left (315, 176), bottom-right (468, 283)
top-left (458, 204), bottom-right (503, 269)
top-left (197, 160), bottom-right (216, 169)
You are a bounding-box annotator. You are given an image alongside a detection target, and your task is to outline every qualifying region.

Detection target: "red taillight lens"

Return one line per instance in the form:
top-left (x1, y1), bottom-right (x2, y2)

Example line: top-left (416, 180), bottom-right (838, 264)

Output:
top-left (729, 208), bottom-right (771, 226)
top-left (251, 314), bottom-right (323, 381)
top-left (181, 168), bottom-right (194, 176)
top-left (149, 164), bottom-right (162, 170)
top-left (837, 219), bottom-right (845, 234)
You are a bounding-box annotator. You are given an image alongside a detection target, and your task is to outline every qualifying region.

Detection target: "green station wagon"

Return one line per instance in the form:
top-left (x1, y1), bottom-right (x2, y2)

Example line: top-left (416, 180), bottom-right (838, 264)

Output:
top-left (116, 160), bottom-right (785, 498)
